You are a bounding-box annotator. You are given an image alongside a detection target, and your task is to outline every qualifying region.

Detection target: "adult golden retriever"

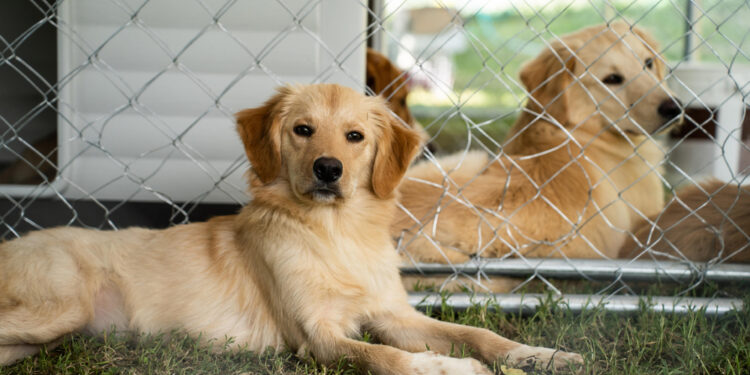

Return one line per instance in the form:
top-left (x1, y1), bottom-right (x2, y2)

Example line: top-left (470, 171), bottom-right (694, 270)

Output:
top-left (393, 22), bottom-right (683, 264)
top-left (0, 84), bottom-right (582, 373)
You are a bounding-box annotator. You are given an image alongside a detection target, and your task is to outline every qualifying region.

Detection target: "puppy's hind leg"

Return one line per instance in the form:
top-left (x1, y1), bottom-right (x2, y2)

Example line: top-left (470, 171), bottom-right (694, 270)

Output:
top-left (0, 239), bottom-right (98, 361)
top-left (0, 340), bottom-right (63, 367)
top-left (0, 344), bottom-right (43, 366)
top-left (0, 300), bottom-right (91, 347)
top-left (0, 284), bottom-right (93, 365)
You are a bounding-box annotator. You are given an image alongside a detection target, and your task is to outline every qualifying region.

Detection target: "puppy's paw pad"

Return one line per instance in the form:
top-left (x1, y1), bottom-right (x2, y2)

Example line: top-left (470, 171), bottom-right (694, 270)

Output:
top-left (410, 352), bottom-right (491, 375)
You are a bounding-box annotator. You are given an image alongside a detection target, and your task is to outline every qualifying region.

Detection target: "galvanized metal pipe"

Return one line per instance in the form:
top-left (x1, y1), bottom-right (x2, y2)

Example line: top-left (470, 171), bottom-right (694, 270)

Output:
top-left (408, 292), bottom-right (743, 316)
top-left (400, 259), bottom-right (750, 283)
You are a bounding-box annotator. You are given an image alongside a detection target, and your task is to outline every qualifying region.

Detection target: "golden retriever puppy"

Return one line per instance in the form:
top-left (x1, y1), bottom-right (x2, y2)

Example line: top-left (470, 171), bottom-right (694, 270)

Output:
top-left (0, 84), bottom-right (582, 373)
top-left (620, 180), bottom-right (750, 262)
top-left (393, 22), bottom-right (683, 264)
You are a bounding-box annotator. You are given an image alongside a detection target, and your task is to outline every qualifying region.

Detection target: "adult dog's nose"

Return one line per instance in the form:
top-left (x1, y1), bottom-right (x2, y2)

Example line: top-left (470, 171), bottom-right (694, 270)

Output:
top-left (313, 157), bottom-right (343, 183)
top-left (658, 98), bottom-right (682, 119)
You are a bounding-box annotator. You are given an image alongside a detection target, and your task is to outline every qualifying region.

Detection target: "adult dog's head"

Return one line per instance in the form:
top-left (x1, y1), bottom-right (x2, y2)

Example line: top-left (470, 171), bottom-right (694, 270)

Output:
top-left (236, 84), bottom-right (422, 205)
top-left (520, 22), bottom-right (682, 136)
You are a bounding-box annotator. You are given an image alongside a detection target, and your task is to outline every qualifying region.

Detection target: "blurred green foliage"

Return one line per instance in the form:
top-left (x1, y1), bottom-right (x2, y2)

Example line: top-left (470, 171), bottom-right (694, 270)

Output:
top-left (409, 0), bottom-right (750, 153)
top-left (450, 0), bottom-right (690, 109)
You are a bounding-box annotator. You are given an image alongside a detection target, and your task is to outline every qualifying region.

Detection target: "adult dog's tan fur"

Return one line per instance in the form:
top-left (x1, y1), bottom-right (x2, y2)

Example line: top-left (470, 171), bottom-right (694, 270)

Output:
top-left (0, 84), bottom-right (582, 373)
top-left (393, 23), bottom-right (681, 264)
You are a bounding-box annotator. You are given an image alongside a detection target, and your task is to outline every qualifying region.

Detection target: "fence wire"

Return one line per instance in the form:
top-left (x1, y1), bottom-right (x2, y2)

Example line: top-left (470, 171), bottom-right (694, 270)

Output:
top-left (1, 0), bottom-right (749, 312)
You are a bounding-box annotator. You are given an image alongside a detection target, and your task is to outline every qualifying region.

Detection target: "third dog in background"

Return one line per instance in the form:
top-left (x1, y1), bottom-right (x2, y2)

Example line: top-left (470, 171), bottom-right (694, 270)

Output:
top-left (392, 22), bottom-right (683, 264)
top-left (366, 48), bottom-right (433, 152)
top-left (620, 180), bottom-right (750, 263)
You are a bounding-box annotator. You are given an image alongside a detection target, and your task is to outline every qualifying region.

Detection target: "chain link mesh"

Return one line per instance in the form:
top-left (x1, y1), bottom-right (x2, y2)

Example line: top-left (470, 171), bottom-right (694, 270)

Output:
top-left (1, 0), bottom-right (748, 307)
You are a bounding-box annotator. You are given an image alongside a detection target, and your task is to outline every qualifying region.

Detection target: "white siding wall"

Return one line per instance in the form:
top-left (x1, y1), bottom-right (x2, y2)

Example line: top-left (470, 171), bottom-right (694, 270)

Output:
top-left (55, 0), bottom-right (366, 203)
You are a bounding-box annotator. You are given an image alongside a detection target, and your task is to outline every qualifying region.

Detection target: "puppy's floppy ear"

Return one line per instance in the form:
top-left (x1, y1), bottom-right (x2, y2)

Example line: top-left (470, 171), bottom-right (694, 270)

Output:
top-left (235, 87), bottom-right (290, 184)
top-left (372, 111), bottom-right (423, 199)
top-left (519, 40), bottom-right (580, 125)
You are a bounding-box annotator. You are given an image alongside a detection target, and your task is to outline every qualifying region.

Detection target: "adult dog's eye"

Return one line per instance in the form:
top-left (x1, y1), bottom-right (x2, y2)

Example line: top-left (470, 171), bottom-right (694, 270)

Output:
top-left (602, 74), bottom-right (624, 85)
top-left (645, 58), bottom-right (654, 69)
top-left (293, 125), bottom-right (313, 137)
top-left (346, 131), bottom-right (364, 143)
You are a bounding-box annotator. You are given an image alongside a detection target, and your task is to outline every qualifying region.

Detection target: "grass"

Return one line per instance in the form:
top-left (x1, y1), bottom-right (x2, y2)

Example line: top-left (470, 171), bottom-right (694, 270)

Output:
top-left (416, 110), bottom-right (516, 154)
top-left (2, 293), bottom-right (748, 375)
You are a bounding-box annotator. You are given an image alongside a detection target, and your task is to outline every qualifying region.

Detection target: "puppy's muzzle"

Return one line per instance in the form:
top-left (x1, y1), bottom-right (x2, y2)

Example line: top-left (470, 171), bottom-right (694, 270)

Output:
top-left (313, 157), bottom-right (343, 183)
top-left (310, 157), bottom-right (343, 200)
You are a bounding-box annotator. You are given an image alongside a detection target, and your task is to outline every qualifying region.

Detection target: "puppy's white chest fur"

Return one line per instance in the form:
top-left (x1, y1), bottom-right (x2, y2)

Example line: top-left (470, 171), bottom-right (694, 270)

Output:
top-left (255, 203), bottom-right (405, 345)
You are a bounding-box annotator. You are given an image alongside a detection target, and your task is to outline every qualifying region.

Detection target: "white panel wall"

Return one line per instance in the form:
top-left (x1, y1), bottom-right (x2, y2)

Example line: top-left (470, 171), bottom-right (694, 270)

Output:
top-left (54, 0), bottom-right (366, 203)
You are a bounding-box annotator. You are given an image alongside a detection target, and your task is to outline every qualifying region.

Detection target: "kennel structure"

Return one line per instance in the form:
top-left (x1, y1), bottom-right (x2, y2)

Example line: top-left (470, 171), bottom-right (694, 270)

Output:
top-left (1, 0), bottom-right (748, 314)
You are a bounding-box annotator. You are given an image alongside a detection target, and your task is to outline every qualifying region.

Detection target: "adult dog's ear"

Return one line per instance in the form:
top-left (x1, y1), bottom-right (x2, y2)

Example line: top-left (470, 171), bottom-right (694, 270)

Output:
top-left (519, 40), bottom-right (580, 125)
top-left (235, 88), bottom-right (290, 184)
top-left (372, 113), bottom-right (423, 199)
top-left (631, 25), bottom-right (666, 79)
top-left (366, 48), bottom-right (388, 96)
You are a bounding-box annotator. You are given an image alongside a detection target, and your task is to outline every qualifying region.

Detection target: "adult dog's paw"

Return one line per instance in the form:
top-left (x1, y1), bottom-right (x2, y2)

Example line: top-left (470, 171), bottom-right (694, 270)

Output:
top-left (409, 351), bottom-right (491, 375)
top-left (506, 345), bottom-right (583, 373)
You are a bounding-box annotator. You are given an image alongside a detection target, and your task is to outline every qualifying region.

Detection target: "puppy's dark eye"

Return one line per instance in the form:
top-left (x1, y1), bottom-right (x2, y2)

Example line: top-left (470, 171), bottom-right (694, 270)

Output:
top-left (293, 124), bottom-right (313, 137)
top-left (602, 74), bottom-right (624, 85)
top-left (399, 98), bottom-right (407, 107)
top-left (346, 131), bottom-right (364, 143)
top-left (645, 58), bottom-right (654, 69)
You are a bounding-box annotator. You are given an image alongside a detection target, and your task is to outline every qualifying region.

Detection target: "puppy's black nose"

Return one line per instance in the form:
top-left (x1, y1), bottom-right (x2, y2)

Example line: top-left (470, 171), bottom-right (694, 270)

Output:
top-left (313, 157), bottom-right (343, 183)
top-left (658, 98), bottom-right (682, 119)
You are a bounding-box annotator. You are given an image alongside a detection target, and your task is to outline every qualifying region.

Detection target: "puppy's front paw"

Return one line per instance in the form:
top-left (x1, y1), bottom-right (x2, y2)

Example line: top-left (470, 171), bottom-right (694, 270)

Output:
top-left (409, 351), bottom-right (492, 375)
top-left (506, 345), bottom-right (583, 373)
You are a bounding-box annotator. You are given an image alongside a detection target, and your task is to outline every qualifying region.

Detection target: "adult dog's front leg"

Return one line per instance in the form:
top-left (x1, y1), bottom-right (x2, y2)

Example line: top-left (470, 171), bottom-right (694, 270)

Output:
top-left (368, 309), bottom-right (583, 372)
top-left (302, 322), bottom-right (492, 375)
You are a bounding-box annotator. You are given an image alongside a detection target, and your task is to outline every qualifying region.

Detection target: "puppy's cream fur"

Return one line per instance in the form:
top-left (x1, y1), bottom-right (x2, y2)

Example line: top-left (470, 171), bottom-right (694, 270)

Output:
top-left (0, 84), bottom-right (582, 373)
top-left (393, 23), bottom-right (681, 264)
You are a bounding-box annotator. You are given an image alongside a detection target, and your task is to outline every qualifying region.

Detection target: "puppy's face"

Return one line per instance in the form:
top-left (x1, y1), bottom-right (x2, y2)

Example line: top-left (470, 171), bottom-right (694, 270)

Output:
top-left (236, 84), bottom-right (422, 204)
top-left (521, 22), bottom-right (683, 136)
top-left (280, 86), bottom-right (379, 203)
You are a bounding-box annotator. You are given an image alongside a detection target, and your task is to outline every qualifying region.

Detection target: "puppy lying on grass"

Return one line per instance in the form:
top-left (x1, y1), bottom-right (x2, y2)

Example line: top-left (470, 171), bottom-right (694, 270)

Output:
top-left (0, 84), bottom-right (582, 374)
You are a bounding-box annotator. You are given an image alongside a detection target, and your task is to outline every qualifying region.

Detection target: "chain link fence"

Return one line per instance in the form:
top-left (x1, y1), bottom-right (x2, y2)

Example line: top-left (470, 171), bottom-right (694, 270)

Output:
top-left (1, 0), bottom-right (748, 314)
